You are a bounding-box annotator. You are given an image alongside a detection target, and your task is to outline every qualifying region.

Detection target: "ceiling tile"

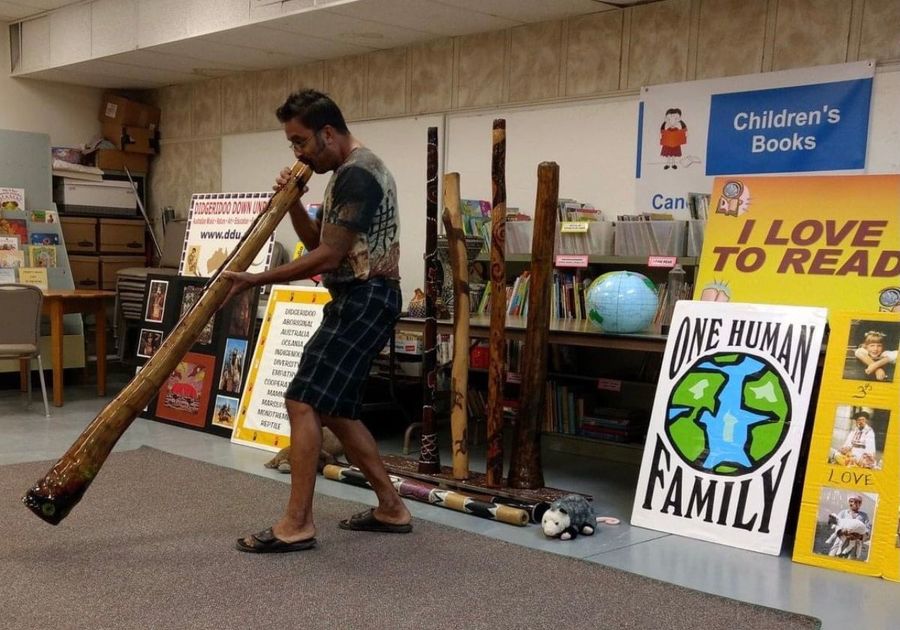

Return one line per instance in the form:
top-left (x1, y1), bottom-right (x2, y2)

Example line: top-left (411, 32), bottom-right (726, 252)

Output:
top-left (433, 0), bottom-right (612, 22)
top-left (202, 24), bottom-right (374, 59)
top-left (271, 7), bottom-right (434, 48)
top-left (326, 0), bottom-right (518, 36)
top-left (154, 37), bottom-right (311, 70)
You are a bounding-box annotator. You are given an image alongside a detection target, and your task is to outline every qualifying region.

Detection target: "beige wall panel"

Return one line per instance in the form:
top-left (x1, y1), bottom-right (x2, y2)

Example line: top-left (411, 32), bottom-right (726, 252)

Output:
top-left (626, 0), bottom-right (692, 88)
top-left (565, 11), bottom-right (622, 97)
top-left (256, 68), bottom-right (290, 131)
top-left (150, 141), bottom-right (193, 219)
top-left (509, 21), bottom-right (562, 103)
top-left (158, 84), bottom-right (192, 140)
top-left (191, 79), bottom-right (222, 138)
top-left (367, 48), bottom-right (409, 118)
top-left (859, 0), bottom-right (900, 62)
top-left (326, 55), bottom-right (367, 120)
top-left (695, 0), bottom-right (766, 79)
top-left (192, 139), bottom-right (222, 195)
top-left (221, 73), bottom-right (258, 135)
top-left (289, 61), bottom-right (326, 93)
top-left (457, 31), bottom-right (507, 108)
top-left (410, 38), bottom-right (454, 113)
top-left (772, 0), bottom-right (851, 70)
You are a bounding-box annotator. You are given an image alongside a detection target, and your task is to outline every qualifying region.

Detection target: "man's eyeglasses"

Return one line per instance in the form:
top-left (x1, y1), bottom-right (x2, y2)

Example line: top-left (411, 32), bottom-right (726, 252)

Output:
top-left (290, 127), bottom-right (323, 152)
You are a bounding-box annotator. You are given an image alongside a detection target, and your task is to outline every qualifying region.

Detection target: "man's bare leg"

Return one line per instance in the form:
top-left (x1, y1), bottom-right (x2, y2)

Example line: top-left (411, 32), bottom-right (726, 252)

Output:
top-left (244, 399), bottom-right (322, 544)
top-left (324, 414), bottom-right (411, 525)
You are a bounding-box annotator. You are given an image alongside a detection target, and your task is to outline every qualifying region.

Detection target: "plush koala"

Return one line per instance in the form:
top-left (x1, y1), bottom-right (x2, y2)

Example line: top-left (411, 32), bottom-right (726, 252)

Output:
top-left (264, 427), bottom-right (344, 473)
top-left (541, 494), bottom-right (598, 540)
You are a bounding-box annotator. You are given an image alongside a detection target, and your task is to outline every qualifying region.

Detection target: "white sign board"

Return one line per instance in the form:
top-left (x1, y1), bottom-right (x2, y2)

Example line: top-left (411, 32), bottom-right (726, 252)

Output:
top-left (231, 285), bottom-right (331, 451)
top-left (631, 301), bottom-right (826, 554)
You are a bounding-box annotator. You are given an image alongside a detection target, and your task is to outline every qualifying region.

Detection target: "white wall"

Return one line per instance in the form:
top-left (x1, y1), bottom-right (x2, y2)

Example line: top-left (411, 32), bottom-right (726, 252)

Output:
top-left (1, 22), bottom-right (103, 147)
top-left (222, 66), bottom-right (900, 300)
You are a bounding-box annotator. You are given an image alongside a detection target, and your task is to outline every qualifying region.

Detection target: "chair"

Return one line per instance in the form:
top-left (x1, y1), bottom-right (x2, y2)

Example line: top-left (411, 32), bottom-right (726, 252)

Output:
top-left (0, 284), bottom-right (50, 417)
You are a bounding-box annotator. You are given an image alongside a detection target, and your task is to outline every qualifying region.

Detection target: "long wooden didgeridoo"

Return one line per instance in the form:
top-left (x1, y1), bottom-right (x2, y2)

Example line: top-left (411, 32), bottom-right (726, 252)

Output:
top-left (23, 162), bottom-right (313, 525)
top-left (485, 119), bottom-right (507, 488)
top-left (418, 126), bottom-right (441, 474)
top-left (507, 162), bottom-right (559, 490)
top-left (442, 172), bottom-right (470, 480)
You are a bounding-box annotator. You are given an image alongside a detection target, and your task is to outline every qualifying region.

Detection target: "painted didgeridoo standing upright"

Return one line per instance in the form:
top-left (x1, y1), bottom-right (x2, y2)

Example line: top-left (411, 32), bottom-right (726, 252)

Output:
top-left (23, 162), bottom-right (314, 525)
top-left (442, 172), bottom-right (470, 480)
top-left (417, 127), bottom-right (441, 474)
top-left (485, 119), bottom-right (507, 488)
top-left (507, 162), bottom-right (559, 489)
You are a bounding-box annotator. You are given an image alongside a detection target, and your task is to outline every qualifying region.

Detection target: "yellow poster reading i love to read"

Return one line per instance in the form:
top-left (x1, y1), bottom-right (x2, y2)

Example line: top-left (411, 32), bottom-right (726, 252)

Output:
top-left (694, 175), bottom-right (900, 313)
top-left (231, 285), bottom-right (331, 452)
top-left (792, 311), bottom-right (900, 580)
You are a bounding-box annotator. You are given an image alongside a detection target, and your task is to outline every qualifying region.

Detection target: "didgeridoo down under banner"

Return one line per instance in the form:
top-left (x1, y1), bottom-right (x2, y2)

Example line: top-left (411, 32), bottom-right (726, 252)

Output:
top-left (23, 162), bottom-right (313, 525)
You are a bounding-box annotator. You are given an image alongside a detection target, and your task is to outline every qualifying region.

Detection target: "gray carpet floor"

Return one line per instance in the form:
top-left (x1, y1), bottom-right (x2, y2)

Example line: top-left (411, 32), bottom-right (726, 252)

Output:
top-left (0, 447), bottom-right (820, 630)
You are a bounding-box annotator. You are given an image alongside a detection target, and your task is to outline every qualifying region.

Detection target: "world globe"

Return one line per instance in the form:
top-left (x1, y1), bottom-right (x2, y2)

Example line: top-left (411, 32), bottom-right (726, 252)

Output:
top-left (585, 271), bottom-right (659, 333)
top-left (665, 353), bottom-right (791, 475)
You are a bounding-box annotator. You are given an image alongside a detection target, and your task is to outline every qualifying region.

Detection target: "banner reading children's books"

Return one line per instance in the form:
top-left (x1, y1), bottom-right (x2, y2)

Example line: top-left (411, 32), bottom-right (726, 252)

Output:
top-left (631, 301), bottom-right (826, 555)
top-left (179, 192), bottom-right (276, 277)
top-left (694, 175), bottom-right (900, 313)
top-left (231, 285), bottom-right (331, 452)
top-left (793, 311), bottom-right (900, 580)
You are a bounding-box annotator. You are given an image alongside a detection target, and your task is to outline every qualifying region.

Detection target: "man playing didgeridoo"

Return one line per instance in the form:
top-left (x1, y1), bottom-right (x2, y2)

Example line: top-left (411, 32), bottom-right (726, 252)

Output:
top-left (223, 89), bottom-right (411, 553)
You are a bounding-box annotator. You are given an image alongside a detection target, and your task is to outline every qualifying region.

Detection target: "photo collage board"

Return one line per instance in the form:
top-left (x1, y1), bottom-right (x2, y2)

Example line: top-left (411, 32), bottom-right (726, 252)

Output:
top-left (793, 311), bottom-right (900, 580)
top-left (136, 273), bottom-right (259, 437)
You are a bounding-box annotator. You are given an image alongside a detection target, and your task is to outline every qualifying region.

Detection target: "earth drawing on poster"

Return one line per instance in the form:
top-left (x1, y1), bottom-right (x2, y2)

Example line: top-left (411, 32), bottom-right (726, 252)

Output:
top-left (665, 353), bottom-right (791, 475)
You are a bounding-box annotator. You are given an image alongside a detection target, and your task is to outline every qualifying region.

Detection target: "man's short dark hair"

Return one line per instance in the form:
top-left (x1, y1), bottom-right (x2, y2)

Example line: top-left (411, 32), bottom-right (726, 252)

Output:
top-left (276, 89), bottom-right (349, 134)
top-left (854, 410), bottom-right (871, 421)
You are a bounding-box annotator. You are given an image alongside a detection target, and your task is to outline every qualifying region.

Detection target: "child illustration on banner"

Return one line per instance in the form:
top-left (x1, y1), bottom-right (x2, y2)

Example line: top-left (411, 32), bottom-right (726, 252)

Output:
top-left (660, 107), bottom-right (688, 170)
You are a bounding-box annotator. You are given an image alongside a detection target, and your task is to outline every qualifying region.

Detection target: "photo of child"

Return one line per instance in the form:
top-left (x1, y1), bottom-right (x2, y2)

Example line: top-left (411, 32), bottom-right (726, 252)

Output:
top-left (843, 320), bottom-right (900, 382)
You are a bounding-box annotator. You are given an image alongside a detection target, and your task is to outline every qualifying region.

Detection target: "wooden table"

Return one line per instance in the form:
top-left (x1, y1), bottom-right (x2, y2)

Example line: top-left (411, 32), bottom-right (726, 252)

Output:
top-left (42, 289), bottom-right (117, 406)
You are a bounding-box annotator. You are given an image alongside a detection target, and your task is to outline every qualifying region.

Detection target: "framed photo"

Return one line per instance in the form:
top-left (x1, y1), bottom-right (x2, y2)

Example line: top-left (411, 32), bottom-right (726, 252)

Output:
top-left (843, 319), bottom-right (900, 383)
top-left (136, 328), bottom-right (163, 358)
top-left (179, 284), bottom-right (214, 345)
top-left (218, 338), bottom-right (248, 394)
top-left (227, 288), bottom-right (254, 338)
top-left (812, 487), bottom-right (877, 562)
top-left (154, 352), bottom-right (216, 428)
top-left (212, 394), bottom-right (239, 429)
top-left (827, 405), bottom-right (889, 470)
top-left (144, 280), bottom-right (169, 323)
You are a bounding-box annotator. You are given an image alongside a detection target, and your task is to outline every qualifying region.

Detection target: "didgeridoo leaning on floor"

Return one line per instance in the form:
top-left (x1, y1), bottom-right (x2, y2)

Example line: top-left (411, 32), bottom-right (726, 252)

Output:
top-left (22, 161), bottom-right (314, 526)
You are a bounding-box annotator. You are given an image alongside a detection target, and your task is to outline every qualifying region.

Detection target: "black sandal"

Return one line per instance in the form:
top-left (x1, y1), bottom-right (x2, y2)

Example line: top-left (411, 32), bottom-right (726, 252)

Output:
top-left (338, 508), bottom-right (412, 533)
top-left (235, 527), bottom-right (317, 553)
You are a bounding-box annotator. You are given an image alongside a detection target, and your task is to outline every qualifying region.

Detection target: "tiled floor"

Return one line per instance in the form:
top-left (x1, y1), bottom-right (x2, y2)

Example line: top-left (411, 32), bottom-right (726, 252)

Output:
top-left (2, 376), bottom-right (897, 628)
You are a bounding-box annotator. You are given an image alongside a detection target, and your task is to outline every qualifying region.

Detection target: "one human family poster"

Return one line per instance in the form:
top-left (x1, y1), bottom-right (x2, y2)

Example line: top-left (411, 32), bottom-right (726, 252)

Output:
top-left (792, 311), bottom-right (900, 580)
top-left (631, 300), bottom-right (826, 555)
top-left (231, 285), bottom-right (330, 452)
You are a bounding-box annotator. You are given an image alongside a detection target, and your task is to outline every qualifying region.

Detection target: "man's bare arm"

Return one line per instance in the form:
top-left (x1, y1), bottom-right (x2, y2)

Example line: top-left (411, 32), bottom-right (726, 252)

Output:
top-left (289, 202), bottom-right (321, 249)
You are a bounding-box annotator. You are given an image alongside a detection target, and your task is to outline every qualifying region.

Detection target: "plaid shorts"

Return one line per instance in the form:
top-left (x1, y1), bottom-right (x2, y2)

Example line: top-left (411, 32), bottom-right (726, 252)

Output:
top-left (284, 277), bottom-right (401, 419)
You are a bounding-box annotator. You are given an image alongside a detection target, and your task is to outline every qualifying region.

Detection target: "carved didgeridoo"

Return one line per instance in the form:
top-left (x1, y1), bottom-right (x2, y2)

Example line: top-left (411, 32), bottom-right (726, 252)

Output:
top-left (485, 119), bottom-right (507, 488)
top-left (418, 126), bottom-right (441, 474)
top-left (23, 162), bottom-right (313, 525)
top-left (442, 172), bottom-right (470, 480)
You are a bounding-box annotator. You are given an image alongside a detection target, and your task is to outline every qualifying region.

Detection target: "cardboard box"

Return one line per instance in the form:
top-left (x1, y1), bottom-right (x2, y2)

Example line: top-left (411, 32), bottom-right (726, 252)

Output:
top-left (99, 94), bottom-right (160, 131)
top-left (60, 217), bottom-right (97, 253)
top-left (94, 149), bottom-right (149, 174)
top-left (100, 255), bottom-right (144, 289)
top-left (99, 218), bottom-right (145, 254)
top-left (69, 255), bottom-right (100, 289)
top-left (101, 123), bottom-right (159, 155)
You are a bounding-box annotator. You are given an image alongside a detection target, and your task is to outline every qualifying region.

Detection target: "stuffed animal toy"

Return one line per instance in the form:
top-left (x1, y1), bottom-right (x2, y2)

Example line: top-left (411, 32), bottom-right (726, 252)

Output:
top-left (264, 427), bottom-right (344, 473)
top-left (542, 494), bottom-right (604, 540)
